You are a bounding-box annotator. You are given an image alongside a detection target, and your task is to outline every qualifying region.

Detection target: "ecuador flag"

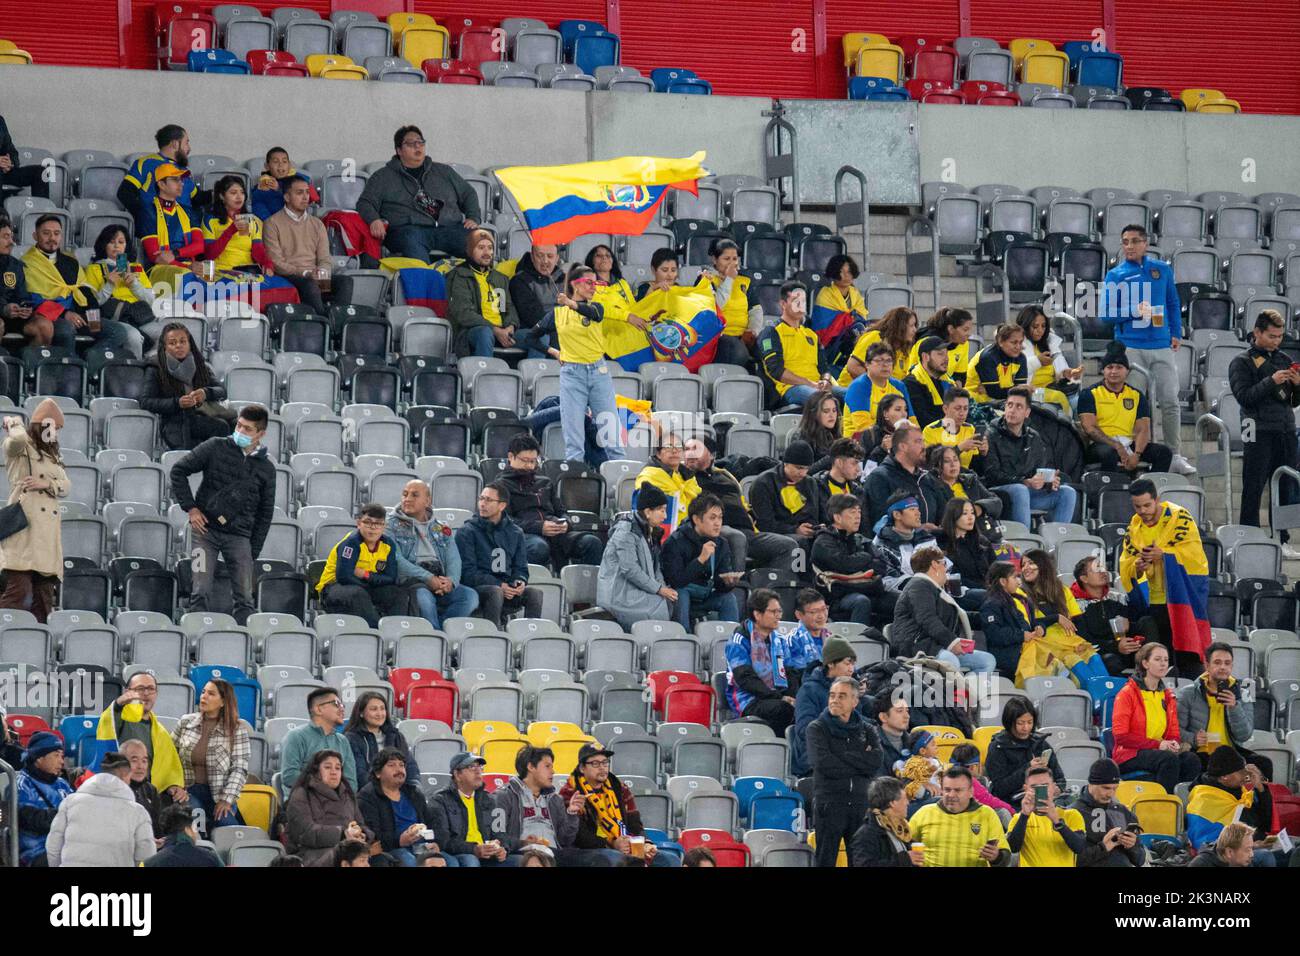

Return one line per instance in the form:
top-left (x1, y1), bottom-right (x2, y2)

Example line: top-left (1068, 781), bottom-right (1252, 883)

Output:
top-left (495, 152), bottom-right (708, 245)
top-left (1118, 502), bottom-right (1211, 661)
top-left (381, 257), bottom-right (448, 315)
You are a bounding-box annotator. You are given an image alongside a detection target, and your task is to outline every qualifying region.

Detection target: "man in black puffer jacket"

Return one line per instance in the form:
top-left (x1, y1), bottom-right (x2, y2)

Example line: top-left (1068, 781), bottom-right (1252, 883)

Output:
top-left (806, 676), bottom-right (881, 867)
top-left (168, 404), bottom-right (276, 624)
top-left (507, 244), bottom-right (564, 341)
top-left (427, 753), bottom-right (519, 867)
top-left (496, 434), bottom-right (603, 571)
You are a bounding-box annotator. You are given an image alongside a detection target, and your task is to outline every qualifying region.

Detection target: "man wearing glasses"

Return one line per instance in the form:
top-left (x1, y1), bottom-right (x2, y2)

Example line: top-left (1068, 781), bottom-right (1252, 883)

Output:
top-left (96, 672), bottom-right (186, 803)
top-left (278, 687), bottom-right (358, 796)
top-left (455, 481), bottom-right (543, 627)
top-left (498, 433), bottom-right (604, 571)
top-left (558, 744), bottom-right (678, 866)
top-left (356, 124), bottom-right (481, 263)
top-left (316, 502), bottom-right (408, 628)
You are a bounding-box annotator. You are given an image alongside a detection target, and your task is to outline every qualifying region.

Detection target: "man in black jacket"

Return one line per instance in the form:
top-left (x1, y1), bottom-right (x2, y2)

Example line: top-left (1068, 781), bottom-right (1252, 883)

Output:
top-left (863, 421), bottom-right (933, 531)
top-left (497, 434), bottom-right (603, 571)
top-left (684, 435), bottom-right (795, 571)
top-left (748, 440), bottom-right (821, 576)
top-left (983, 386), bottom-right (1078, 527)
top-left (427, 752), bottom-right (520, 867)
top-left (807, 676), bottom-right (881, 867)
top-left (892, 547), bottom-right (997, 673)
top-left (1069, 759), bottom-right (1147, 867)
top-left (169, 404), bottom-right (276, 625)
top-left (811, 493), bottom-right (886, 625)
top-left (507, 244), bottom-right (563, 353)
top-left (357, 748), bottom-right (452, 867)
top-left (556, 744), bottom-right (676, 866)
top-left (1229, 308), bottom-right (1300, 557)
top-left (813, 438), bottom-right (867, 524)
top-left (143, 804), bottom-right (221, 868)
top-left (661, 493), bottom-right (742, 629)
top-left (903, 335), bottom-right (955, 428)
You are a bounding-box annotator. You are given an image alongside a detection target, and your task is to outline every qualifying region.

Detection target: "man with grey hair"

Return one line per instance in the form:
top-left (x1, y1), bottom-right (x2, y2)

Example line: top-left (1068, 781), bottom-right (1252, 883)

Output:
top-left (806, 674), bottom-right (881, 867)
top-left (118, 738), bottom-right (163, 839)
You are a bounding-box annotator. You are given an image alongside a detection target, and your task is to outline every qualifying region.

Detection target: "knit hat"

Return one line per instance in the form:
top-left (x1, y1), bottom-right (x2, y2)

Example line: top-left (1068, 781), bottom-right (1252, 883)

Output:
top-left (1207, 745), bottom-right (1246, 778)
top-left (100, 752), bottom-right (131, 773)
top-left (1087, 758), bottom-right (1122, 785)
top-left (635, 484), bottom-right (668, 511)
top-left (783, 440), bottom-right (815, 467)
top-left (822, 637), bottom-right (856, 666)
top-left (24, 730), bottom-right (63, 762)
top-left (1101, 342), bottom-right (1130, 370)
top-left (911, 729), bottom-right (935, 752)
top-left (916, 335), bottom-right (946, 356)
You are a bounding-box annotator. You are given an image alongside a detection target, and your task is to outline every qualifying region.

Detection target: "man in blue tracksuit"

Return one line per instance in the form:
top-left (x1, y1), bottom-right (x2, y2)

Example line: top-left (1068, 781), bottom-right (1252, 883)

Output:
top-left (1099, 223), bottom-right (1195, 475)
top-left (386, 479), bottom-right (478, 628)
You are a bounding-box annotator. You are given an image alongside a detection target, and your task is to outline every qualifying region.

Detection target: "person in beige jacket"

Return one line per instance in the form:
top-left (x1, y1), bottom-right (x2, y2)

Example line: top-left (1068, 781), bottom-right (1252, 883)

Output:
top-left (0, 399), bottom-right (69, 621)
top-left (263, 174), bottom-right (331, 314)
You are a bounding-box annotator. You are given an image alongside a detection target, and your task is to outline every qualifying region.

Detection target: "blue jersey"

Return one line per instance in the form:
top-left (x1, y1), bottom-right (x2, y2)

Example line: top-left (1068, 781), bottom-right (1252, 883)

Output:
top-left (783, 622), bottom-right (827, 674)
top-left (1100, 254), bottom-right (1182, 349)
top-left (725, 620), bottom-right (793, 713)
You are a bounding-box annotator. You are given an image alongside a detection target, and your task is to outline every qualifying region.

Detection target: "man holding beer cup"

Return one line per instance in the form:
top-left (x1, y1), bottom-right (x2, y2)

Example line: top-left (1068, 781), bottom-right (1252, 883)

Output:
top-left (558, 744), bottom-right (679, 867)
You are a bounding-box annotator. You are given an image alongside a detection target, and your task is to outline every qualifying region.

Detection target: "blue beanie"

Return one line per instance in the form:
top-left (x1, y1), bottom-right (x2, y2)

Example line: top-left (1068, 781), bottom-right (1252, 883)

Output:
top-left (23, 730), bottom-right (64, 764)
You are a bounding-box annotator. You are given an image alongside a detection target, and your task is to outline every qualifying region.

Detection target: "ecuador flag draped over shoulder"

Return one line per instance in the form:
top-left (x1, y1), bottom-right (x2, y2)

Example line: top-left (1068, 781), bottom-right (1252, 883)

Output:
top-left (1118, 502), bottom-right (1212, 660)
top-left (380, 256), bottom-right (448, 315)
top-left (605, 279), bottom-right (723, 374)
top-left (494, 152), bottom-right (708, 246)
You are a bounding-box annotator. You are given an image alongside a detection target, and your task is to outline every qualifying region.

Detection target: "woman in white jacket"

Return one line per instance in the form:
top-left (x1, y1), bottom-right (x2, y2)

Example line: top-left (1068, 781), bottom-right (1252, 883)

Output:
top-left (1016, 304), bottom-right (1081, 415)
top-left (46, 753), bottom-right (156, 867)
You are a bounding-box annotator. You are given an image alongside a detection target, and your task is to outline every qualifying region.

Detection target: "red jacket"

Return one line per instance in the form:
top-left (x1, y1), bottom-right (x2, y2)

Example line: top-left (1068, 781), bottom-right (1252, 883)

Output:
top-left (1111, 677), bottom-right (1180, 765)
top-left (321, 210), bottom-right (381, 262)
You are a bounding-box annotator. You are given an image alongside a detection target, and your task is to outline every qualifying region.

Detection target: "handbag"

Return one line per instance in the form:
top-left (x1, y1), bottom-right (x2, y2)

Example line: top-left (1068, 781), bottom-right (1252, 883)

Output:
top-left (0, 445), bottom-right (35, 543)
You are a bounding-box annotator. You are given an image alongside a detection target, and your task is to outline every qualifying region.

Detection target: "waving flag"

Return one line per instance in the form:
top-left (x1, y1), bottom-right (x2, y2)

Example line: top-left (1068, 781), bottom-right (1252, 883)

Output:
top-left (494, 152), bottom-right (708, 245)
top-left (380, 257), bottom-right (448, 315)
top-left (1118, 502), bottom-right (1211, 660)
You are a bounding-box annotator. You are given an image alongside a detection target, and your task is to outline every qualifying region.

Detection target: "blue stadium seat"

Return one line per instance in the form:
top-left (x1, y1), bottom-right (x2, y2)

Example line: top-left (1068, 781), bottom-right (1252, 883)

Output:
top-left (187, 49), bottom-right (252, 75)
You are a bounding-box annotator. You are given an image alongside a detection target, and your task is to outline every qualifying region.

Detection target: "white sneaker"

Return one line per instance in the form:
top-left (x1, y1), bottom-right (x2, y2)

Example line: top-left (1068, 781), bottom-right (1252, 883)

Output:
top-left (1283, 544), bottom-right (1300, 562)
top-left (1170, 454), bottom-right (1198, 476)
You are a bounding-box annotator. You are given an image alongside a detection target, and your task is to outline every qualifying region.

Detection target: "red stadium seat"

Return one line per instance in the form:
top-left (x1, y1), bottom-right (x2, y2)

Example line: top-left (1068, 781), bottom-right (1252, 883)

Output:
top-left (678, 828), bottom-right (751, 866)
top-left (247, 49), bottom-right (309, 77)
top-left (912, 44), bottom-right (958, 85)
top-left (647, 670), bottom-right (700, 713)
top-left (907, 79), bottom-right (966, 104)
top-left (960, 79), bottom-right (1006, 98)
top-left (5, 713), bottom-right (53, 746)
top-left (977, 90), bottom-right (1021, 106)
top-left (661, 682), bottom-right (715, 726)
top-left (406, 678), bottom-right (459, 724)
top-left (895, 35), bottom-right (942, 63)
top-left (154, 3), bottom-right (216, 71)
top-left (449, 20), bottom-right (502, 64)
top-left (421, 59), bottom-right (483, 85)
top-left (389, 667), bottom-right (445, 712)
top-left (483, 772), bottom-right (512, 793)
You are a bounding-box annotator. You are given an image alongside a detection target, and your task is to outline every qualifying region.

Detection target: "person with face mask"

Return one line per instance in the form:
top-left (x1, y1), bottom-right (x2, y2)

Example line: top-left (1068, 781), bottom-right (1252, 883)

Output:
top-left (0, 399), bottom-right (69, 621)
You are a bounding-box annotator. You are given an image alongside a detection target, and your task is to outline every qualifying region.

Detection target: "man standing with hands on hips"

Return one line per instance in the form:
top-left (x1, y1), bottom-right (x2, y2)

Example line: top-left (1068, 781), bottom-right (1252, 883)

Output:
top-left (1099, 224), bottom-right (1196, 475)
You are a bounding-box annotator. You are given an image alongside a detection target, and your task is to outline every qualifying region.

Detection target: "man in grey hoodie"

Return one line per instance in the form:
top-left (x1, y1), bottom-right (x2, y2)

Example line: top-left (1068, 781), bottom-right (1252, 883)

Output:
top-left (46, 752), bottom-right (156, 867)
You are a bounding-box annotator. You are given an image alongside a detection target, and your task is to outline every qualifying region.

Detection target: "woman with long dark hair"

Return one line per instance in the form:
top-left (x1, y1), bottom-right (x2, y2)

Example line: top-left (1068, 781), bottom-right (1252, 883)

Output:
top-left (910, 307), bottom-right (977, 381)
top-left (796, 391), bottom-right (842, 468)
top-left (83, 224), bottom-right (154, 348)
top-left (979, 561), bottom-right (1039, 679)
top-left (587, 243), bottom-right (655, 368)
top-left (201, 175), bottom-right (274, 276)
top-left (856, 393), bottom-right (908, 461)
top-left (703, 237), bottom-right (757, 368)
top-left (1015, 304), bottom-right (1078, 415)
top-left (138, 321), bottom-right (233, 450)
top-left (838, 305), bottom-right (917, 385)
top-left (0, 400), bottom-right (68, 621)
top-left (172, 678), bottom-right (251, 830)
top-left (343, 690), bottom-right (419, 780)
top-left (285, 749), bottom-right (373, 867)
top-left (937, 498), bottom-right (997, 590)
top-left (1018, 548), bottom-right (1108, 686)
top-left (919, 443), bottom-right (1001, 538)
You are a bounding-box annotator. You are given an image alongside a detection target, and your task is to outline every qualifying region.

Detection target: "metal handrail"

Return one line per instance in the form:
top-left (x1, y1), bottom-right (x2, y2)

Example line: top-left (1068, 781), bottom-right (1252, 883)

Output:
top-left (762, 102), bottom-right (799, 224)
top-left (1049, 310), bottom-right (1083, 368)
top-left (1195, 413), bottom-right (1232, 526)
top-left (833, 165), bottom-right (870, 271)
top-left (0, 756), bottom-right (17, 867)
top-left (1268, 465), bottom-right (1300, 537)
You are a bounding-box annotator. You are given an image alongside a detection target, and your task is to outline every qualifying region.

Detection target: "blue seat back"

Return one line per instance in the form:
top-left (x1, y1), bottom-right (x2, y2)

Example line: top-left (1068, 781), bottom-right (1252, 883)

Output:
top-left (848, 76), bottom-right (899, 100)
top-left (557, 19), bottom-right (606, 56)
top-left (574, 33), bottom-right (619, 75)
top-left (750, 792), bottom-right (804, 831)
top-left (650, 67), bottom-right (697, 92)
top-left (1077, 52), bottom-right (1122, 90)
top-left (667, 77), bottom-right (711, 95)
top-left (732, 775), bottom-right (790, 817)
top-left (59, 715), bottom-right (99, 760)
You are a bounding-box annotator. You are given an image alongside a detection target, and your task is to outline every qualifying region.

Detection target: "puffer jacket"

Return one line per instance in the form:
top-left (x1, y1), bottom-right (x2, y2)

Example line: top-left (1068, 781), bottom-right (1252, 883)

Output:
top-left (428, 784), bottom-right (508, 856)
top-left (862, 453), bottom-right (929, 530)
top-left (355, 156), bottom-right (480, 231)
top-left (661, 520), bottom-right (737, 591)
top-left (508, 252), bottom-right (564, 330)
top-left (386, 506), bottom-right (463, 586)
top-left (596, 512), bottom-right (669, 629)
top-left (872, 524), bottom-right (939, 591)
top-left (1176, 674), bottom-right (1253, 749)
top-left (16, 768), bottom-right (74, 864)
top-left (983, 417), bottom-right (1054, 488)
top-left (805, 708), bottom-right (881, 802)
top-left (454, 513), bottom-right (529, 588)
top-left (284, 777), bottom-right (373, 867)
top-left (46, 772), bottom-right (155, 867)
top-left (497, 466), bottom-right (566, 536)
top-left (446, 261), bottom-right (513, 342)
top-left (169, 435), bottom-right (276, 555)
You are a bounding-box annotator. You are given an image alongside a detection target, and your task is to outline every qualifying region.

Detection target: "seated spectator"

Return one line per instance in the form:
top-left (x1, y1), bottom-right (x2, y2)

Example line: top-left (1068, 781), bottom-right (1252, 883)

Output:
top-left (907, 766), bottom-right (1010, 867)
top-left (279, 687), bottom-right (358, 795)
top-left (1017, 303), bottom-right (1080, 416)
top-left (429, 752), bottom-right (520, 867)
top-left (172, 678), bottom-right (250, 832)
top-left (965, 322), bottom-right (1028, 405)
top-left (1069, 554), bottom-right (1151, 675)
top-left (1188, 821), bottom-right (1257, 868)
top-left (15, 731), bottom-right (73, 866)
top-left (386, 478), bottom-right (478, 628)
top-left (0, 114), bottom-right (49, 199)
top-left (597, 483), bottom-right (673, 629)
top-left (812, 253), bottom-right (870, 368)
top-left (262, 174), bottom-right (332, 314)
top-left (83, 224), bottom-right (155, 336)
top-left (936, 499), bottom-right (996, 593)
top-left (725, 588), bottom-right (797, 734)
top-left (446, 228), bottom-right (514, 358)
top-left (316, 503), bottom-right (410, 627)
top-left (749, 440), bottom-right (821, 570)
top-left (684, 434), bottom-right (796, 572)
top-left (808, 674), bottom-right (881, 867)
top-left (870, 693), bottom-right (914, 770)
top-left (22, 214), bottom-right (135, 356)
top-left (357, 748), bottom-right (453, 868)
top-left (797, 391), bottom-right (844, 472)
top-left (140, 322), bottom-right (233, 450)
top-left (921, 445), bottom-right (1002, 540)
top-left (1017, 549), bottom-right (1108, 686)
top-left (499, 434), bottom-right (603, 569)
top-left (558, 743), bottom-right (676, 867)
top-left (872, 490), bottom-right (937, 590)
top-left (682, 847), bottom-right (717, 867)
top-left (201, 175), bottom-right (276, 275)
top-left (948, 743), bottom-right (1015, 815)
top-left (1070, 758), bottom-right (1148, 867)
top-left (759, 280), bottom-right (843, 408)
top-left (903, 335), bottom-right (957, 428)
top-left (786, 588), bottom-right (835, 684)
top-left (792, 636), bottom-right (859, 778)
top-left (814, 438), bottom-right (866, 522)
top-left (46, 752), bottom-right (156, 868)
top-left (838, 306), bottom-right (917, 385)
top-left (984, 697), bottom-right (1068, 805)
top-left (892, 546), bottom-right (996, 671)
top-left (344, 690), bottom-right (419, 783)
top-left (117, 739), bottom-right (162, 837)
top-left (984, 386), bottom-right (1078, 526)
top-left (0, 217), bottom-right (38, 343)
top-left (1078, 343), bottom-right (1174, 474)
top-left (357, 125), bottom-right (481, 262)
top-left (494, 745), bottom-right (624, 867)
top-left (636, 432), bottom-right (700, 528)
top-left (863, 421), bottom-right (931, 531)
top-left (921, 386), bottom-right (987, 472)
top-left (1177, 642), bottom-right (1271, 779)
top-left (118, 124), bottom-right (197, 225)
top-left (507, 243), bottom-right (562, 355)
top-left (703, 238), bottom-right (760, 369)
top-left (520, 845), bottom-right (556, 867)
top-left (897, 730), bottom-right (943, 802)
top-left (856, 393), bottom-right (910, 465)
top-left (96, 671), bottom-right (185, 802)
top-left (661, 492), bottom-right (742, 630)
top-left (812, 493), bottom-right (885, 626)
top-left (908, 307), bottom-right (978, 383)
top-left (250, 146), bottom-right (318, 220)
top-left (980, 561), bottom-right (1037, 679)
top-left (0, 706), bottom-right (22, 771)
top-left (140, 165), bottom-right (205, 270)
top-left (1186, 747), bottom-right (1286, 866)
top-left (1006, 764), bottom-right (1086, 867)
top-left (456, 480), bottom-right (543, 627)
top-left (630, 246), bottom-right (680, 318)
top-left (285, 749), bottom-right (373, 867)
top-left (1110, 643), bottom-right (1202, 791)
top-left (850, 776), bottom-right (925, 867)
top-left (144, 803), bottom-right (222, 867)
top-left (843, 343), bottom-right (914, 438)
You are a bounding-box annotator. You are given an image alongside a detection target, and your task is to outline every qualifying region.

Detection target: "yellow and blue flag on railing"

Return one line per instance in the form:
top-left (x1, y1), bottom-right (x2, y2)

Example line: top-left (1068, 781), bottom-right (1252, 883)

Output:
top-left (494, 152), bottom-right (708, 245)
top-left (380, 256), bottom-right (448, 315)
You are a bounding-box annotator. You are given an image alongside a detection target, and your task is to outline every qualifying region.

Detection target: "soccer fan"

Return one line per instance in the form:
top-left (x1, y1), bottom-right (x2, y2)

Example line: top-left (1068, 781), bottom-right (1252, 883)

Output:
top-left (446, 227), bottom-right (514, 357)
top-left (1078, 342), bottom-right (1176, 474)
top-left (907, 766), bottom-right (1011, 867)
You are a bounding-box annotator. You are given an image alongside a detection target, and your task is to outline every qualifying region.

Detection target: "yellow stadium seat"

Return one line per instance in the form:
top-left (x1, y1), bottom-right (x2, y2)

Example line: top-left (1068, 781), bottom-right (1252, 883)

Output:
top-left (1009, 37), bottom-right (1055, 69)
top-left (237, 784), bottom-right (280, 833)
top-left (1022, 50), bottom-right (1069, 89)
top-left (1196, 97), bottom-right (1242, 114)
top-left (854, 44), bottom-right (905, 83)
top-left (387, 12), bottom-right (437, 39)
top-left (973, 726), bottom-right (999, 764)
top-left (462, 719), bottom-right (521, 752)
top-left (842, 32), bottom-right (891, 68)
top-left (0, 39), bottom-right (17, 51)
top-left (1115, 780), bottom-right (1168, 808)
top-left (527, 721), bottom-right (586, 747)
top-left (480, 736), bottom-right (529, 774)
top-left (914, 724), bottom-right (964, 740)
top-left (935, 737), bottom-right (974, 765)
top-left (306, 53), bottom-right (353, 76)
top-left (1180, 87), bottom-right (1225, 110)
top-left (0, 49), bottom-right (33, 65)
top-left (550, 736), bottom-right (597, 776)
top-left (1131, 794), bottom-right (1184, 836)
top-left (806, 831), bottom-right (847, 866)
top-left (399, 25), bottom-right (449, 68)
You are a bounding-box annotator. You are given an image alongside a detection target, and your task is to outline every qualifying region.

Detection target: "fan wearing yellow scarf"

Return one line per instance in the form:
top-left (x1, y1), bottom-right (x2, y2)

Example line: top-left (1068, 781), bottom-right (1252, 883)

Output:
top-left (141, 164), bottom-right (204, 270)
top-left (95, 672), bottom-right (185, 797)
top-left (557, 743), bottom-right (665, 864)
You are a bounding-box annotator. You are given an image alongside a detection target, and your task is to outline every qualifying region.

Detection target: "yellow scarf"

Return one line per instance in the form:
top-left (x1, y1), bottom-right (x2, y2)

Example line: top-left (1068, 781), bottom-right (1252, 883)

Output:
top-left (21, 246), bottom-right (89, 307)
top-left (571, 770), bottom-right (624, 842)
top-left (96, 702), bottom-right (184, 793)
top-left (906, 361), bottom-right (953, 408)
top-left (151, 198), bottom-right (193, 251)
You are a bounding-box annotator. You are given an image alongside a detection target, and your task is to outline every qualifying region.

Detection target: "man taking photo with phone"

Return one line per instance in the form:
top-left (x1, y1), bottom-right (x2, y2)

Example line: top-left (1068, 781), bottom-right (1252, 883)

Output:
top-left (1006, 765), bottom-right (1087, 867)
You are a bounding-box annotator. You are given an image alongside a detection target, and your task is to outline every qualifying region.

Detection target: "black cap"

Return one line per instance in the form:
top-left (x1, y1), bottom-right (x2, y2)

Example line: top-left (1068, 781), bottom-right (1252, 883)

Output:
top-left (917, 335), bottom-right (946, 356)
top-left (577, 743), bottom-right (614, 766)
top-left (449, 751), bottom-right (486, 773)
top-left (1087, 758), bottom-right (1122, 785)
top-left (783, 440), bottom-right (815, 467)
